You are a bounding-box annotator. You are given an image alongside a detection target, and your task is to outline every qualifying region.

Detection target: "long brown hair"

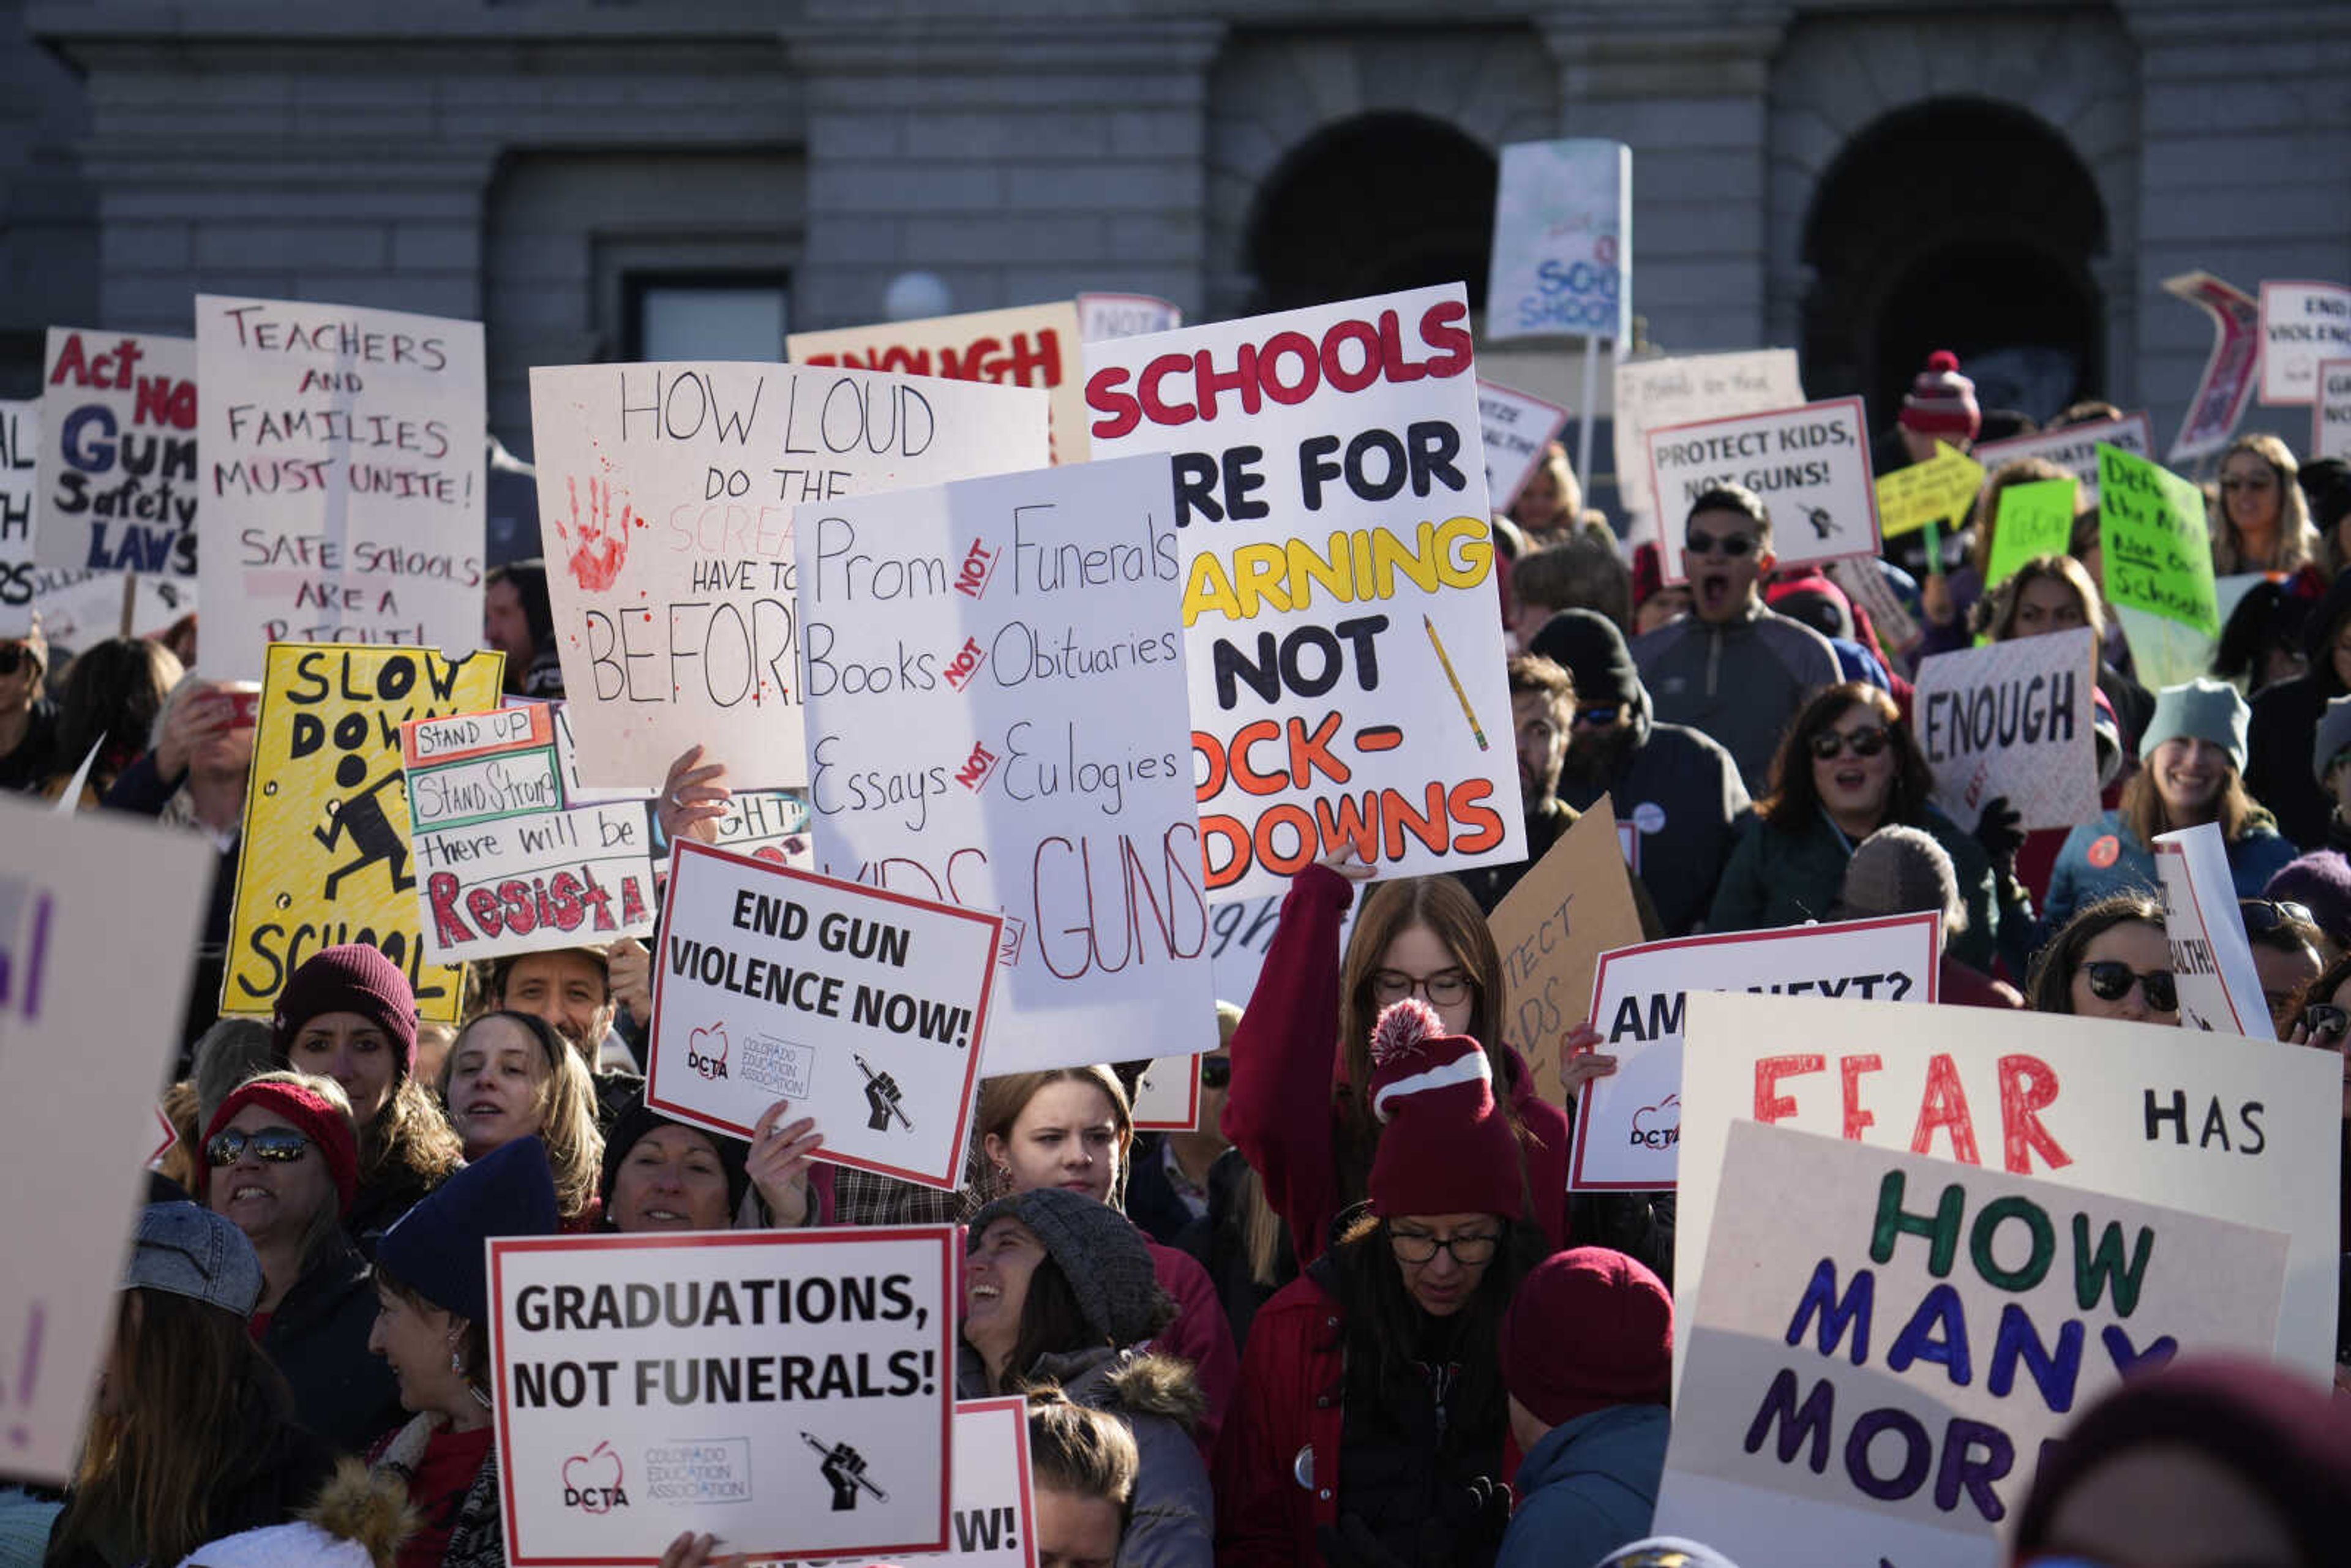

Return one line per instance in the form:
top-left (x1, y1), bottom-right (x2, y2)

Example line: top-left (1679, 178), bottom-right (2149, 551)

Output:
top-left (2025, 893), bottom-right (2167, 1015)
top-left (438, 1011), bottom-right (603, 1223)
top-left (1980, 555), bottom-right (2109, 648)
top-left (1757, 683), bottom-right (1936, 833)
top-left (977, 1067), bottom-right (1134, 1209)
top-left (2118, 761), bottom-right (2267, 849)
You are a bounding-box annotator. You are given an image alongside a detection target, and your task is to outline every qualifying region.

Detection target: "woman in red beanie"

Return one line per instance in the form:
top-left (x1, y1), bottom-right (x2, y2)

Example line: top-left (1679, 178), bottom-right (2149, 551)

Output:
top-left (201, 1070), bottom-right (403, 1456)
top-left (1216, 1000), bottom-right (1547, 1568)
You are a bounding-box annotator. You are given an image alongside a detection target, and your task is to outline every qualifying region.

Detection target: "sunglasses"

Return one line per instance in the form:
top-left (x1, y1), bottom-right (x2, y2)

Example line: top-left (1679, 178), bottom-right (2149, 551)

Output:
top-left (2079, 961), bottom-right (2178, 1014)
top-left (2238, 898), bottom-right (2317, 937)
top-left (0, 644), bottom-right (39, 678)
top-left (1809, 726), bottom-right (1891, 761)
top-left (204, 1126), bottom-right (313, 1168)
top-left (1684, 532), bottom-right (1756, 558)
top-left (1572, 705), bottom-right (1622, 727)
top-left (1199, 1057), bottom-right (1231, 1090)
top-left (2303, 1003), bottom-right (2349, 1043)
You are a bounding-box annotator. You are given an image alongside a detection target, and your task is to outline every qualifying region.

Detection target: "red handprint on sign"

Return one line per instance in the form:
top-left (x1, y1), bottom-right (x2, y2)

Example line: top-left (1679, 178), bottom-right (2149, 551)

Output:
top-left (555, 475), bottom-right (635, 593)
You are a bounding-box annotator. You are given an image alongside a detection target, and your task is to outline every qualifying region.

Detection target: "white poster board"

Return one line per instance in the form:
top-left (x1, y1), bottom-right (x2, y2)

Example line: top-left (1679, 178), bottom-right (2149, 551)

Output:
top-left (1971, 413), bottom-right (2153, 503)
top-left (1082, 283), bottom-right (1524, 900)
top-left (2257, 279), bottom-right (2351, 405)
top-left (1204, 891), bottom-right (1357, 1012)
top-left (0, 402), bottom-right (37, 637)
top-left (1648, 398), bottom-right (1878, 582)
top-left (796, 454), bottom-right (1217, 1074)
top-left (1077, 293), bottom-right (1183, 343)
top-left (195, 296), bottom-right (484, 680)
top-left (2153, 822), bottom-right (2270, 1037)
top-left (33, 329), bottom-right (197, 577)
top-left (705, 790), bottom-right (813, 868)
top-left (1130, 1056), bottom-right (1202, 1132)
top-left (530, 362), bottom-right (1047, 790)
top-left (490, 1227), bottom-right (957, 1565)
top-left (793, 302), bottom-right (1088, 463)
top-left (1485, 139), bottom-right (1632, 342)
top-left (1913, 629), bottom-right (2100, 833)
top-left (1613, 350), bottom-right (1805, 534)
top-left (1573, 915), bottom-right (1941, 1191)
top-left (2315, 358), bottom-right (2351, 462)
top-left (650, 843), bottom-right (1000, 1190)
top-left (1673, 991), bottom-right (2343, 1386)
top-left (1476, 378), bottom-right (1572, 511)
top-left (0, 798), bottom-right (214, 1482)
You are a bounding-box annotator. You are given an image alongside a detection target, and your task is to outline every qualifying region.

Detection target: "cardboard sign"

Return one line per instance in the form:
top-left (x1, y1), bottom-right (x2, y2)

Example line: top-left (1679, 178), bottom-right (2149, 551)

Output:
top-left (2153, 823), bottom-right (2270, 1037)
top-left (1131, 1056), bottom-right (1202, 1131)
top-left (1648, 398), bottom-right (1878, 581)
top-left (1973, 412), bottom-right (2152, 503)
top-left (2162, 271), bottom-right (2260, 464)
top-left (2257, 279), bottom-right (2351, 405)
top-left (1490, 798), bottom-right (1647, 1108)
top-left (1077, 293), bottom-right (1183, 343)
top-left (795, 455), bottom-right (1216, 1073)
top-left (1573, 915), bottom-right (1940, 1192)
top-left (650, 844), bottom-right (1000, 1189)
top-left (1873, 440), bottom-right (1985, 540)
top-left (2098, 444), bottom-right (2217, 636)
top-left (1672, 991), bottom-right (2344, 1385)
top-left (32, 329), bottom-right (197, 577)
top-left (489, 1227), bottom-right (957, 1564)
top-left (1914, 630), bottom-right (2099, 833)
top-left (399, 707), bottom-right (656, 966)
top-left (1654, 1121), bottom-right (2289, 1568)
top-left (1476, 378), bottom-right (1572, 511)
top-left (0, 402), bottom-right (37, 637)
top-left (195, 296), bottom-right (485, 680)
top-left (1082, 283), bottom-right (1525, 899)
top-left (222, 643), bottom-right (504, 1022)
top-left (1486, 139), bottom-right (1632, 342)
top-left (1613, 350), bottom-right (1804, 531)
top-left (792, 302), bottom-right (1088, 462)
top-left (1981, 479), bottom-right (2077, 590)
top-left (2316, 358), bottom-right (2351, 462)
top-left (0, 798), bottom-right (214, 1482)
top-left (530, 361), bottom-right (1047, 791)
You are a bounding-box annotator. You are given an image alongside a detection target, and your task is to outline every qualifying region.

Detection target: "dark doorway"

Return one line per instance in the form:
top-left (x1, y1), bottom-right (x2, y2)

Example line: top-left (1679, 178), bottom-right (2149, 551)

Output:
top-left (1247, 112), bottom-right (1498, 313)
top-left (1802, 99), bottom-right (2107, 430)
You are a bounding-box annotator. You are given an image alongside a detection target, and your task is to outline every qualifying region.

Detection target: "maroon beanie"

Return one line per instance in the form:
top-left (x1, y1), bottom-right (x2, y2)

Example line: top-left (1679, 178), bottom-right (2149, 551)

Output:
top-left (1500, 1247), bottom-right (1673, 1428)
top-left (1365, 1000), bottom-right (1524, 1220)
top-left (269, 943), bottom-right (419, 1079)
top-left (200, 1078), bottom-right (361, 1217)
top-left (1898, 350), bottom-right (1981, 440)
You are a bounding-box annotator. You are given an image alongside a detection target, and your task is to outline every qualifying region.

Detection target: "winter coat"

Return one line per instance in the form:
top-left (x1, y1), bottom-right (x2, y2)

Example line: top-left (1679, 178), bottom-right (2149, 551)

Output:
top-left (1174, 1146), bottom-right (1297, 1354)
top-left (2041, 807), bottom-right (2299, 936)
top-left (260, 1234), bottom-right (404, 1455)
top-left (1554, 689), bottom-right (1753, 937)
top-left (1221, 865), bottom-right (1573, 1266)
top-left (2246, 572), bottom-right (2351, 850)
top-left (1630, 602), bottom-right (1843, 796)
top-left (369, 1414), bottom-right (503, 1568)
top-left (1492, 1404), bottom-right (1671, 1568)
top-left (1146, 1236), bottom-right (1239, 1460)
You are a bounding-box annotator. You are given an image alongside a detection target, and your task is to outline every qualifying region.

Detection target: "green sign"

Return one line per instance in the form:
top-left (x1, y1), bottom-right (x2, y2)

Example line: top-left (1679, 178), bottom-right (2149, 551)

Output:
top-left (1985, 478), bottom-right (2078, 588)
top-left (2098, 444), bottom-right (2218, 636)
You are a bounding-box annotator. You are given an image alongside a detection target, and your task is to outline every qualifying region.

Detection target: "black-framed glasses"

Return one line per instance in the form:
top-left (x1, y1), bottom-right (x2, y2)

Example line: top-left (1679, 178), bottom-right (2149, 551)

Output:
top-left (1684, 532), bottom-right (1755, 558)
top-left (2080, 961), bottom-right (2178, 1013)
top-left (1572, 705), bottom-right (1622, 728)
top-left (2239, 898), bottom-right (2317, 937)
top-left (2303, 1003), bottom-right (2349, 1043)
top-left (205, 1126), bottom-right (313, 1168)
top-left (1198, 1056), bottom-right (1231, 1090)
top-left (1388, 1228), bottom-right (1501, 1266)
top-left (1372, 968), bottom-right (1472, 1008)
top-left (1809, 726), bottom-right (1891, 761)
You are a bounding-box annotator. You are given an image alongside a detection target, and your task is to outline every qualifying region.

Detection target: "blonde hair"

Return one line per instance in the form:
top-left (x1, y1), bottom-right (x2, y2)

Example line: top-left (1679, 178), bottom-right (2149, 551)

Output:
top-left (438, 1010), bottom-right (604, 1223)
top-left (2211, 433), bottom-right (2317, 574)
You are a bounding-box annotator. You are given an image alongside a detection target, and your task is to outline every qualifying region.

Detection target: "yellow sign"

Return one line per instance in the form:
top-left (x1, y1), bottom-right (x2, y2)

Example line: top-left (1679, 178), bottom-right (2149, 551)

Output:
top-left (1873, 440), bottom-right (1986, 539)
top-left (223, 643), bottom-right (504, 1022)
top-left (790, 300), bottom-right (1089, 462)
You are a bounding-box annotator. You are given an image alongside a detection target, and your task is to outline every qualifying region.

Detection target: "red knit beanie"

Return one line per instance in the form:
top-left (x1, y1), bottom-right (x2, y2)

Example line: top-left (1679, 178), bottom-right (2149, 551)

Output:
top-left (200, 1078), bottom-right (361, 1217)
top-left (1365, 1000), bottom-right (1524, 1220)
top-left (270, 943), bottom-right (419, 1079)
top-left (1500, 1247), bottom-right (1673, 1428)
top-left (1898, 350), bottom-right (1981, 440)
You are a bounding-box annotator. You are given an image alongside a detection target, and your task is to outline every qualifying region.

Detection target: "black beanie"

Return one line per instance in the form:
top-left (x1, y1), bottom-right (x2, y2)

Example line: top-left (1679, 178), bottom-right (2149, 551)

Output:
top-left (599, 1095), bottom-right (752, 1221)
top-left (1531, 609), bottom-right (1642, 711)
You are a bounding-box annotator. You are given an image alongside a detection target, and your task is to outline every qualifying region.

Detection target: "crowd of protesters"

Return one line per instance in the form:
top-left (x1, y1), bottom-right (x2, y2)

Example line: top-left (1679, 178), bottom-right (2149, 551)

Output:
top-left (2, 344), bottom-right (2348, 1568)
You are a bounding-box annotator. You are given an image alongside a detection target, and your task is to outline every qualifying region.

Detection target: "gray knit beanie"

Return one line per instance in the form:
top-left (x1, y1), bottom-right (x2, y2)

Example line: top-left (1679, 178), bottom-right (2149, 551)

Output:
top-left (967, 1187), bottom-right (1171, 1346)
top-left (2312, 692), bottom-right (2351, 789)
top-left (2140, 677), bottom-right (2249, 773)
top-left (1837, 825), bottom-right (1965, 937)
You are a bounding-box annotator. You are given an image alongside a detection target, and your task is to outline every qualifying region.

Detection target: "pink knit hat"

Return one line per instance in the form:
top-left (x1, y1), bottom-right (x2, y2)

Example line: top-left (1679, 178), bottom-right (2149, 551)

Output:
top-left (1365, 1000), bottom-right (1524, 1220)
top-left (1899, 350), bottom-right (1981, 440)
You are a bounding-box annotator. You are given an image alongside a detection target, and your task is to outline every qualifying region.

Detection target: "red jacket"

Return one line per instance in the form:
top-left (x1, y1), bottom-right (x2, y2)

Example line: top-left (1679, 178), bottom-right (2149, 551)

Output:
top-left (1148, 1236), bottom-right (1239, 1460)
top-left (1221, 865), bottom-right (1573, 1265)
top-left (1212, 1270), bottom-right (1344, 1567)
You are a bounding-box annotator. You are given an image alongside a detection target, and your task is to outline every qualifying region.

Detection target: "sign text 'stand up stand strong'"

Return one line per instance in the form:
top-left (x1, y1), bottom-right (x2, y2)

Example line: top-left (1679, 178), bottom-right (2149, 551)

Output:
top-left (1081, 283), bottom-right (1524, 901)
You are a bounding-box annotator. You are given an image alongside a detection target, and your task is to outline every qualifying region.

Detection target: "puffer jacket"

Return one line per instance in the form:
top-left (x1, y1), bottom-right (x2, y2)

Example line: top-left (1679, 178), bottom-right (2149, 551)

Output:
top-left (1492, 1404), bottom-right (1670, 1568)
top-left (1629, 601), bottom-right (1843, 796)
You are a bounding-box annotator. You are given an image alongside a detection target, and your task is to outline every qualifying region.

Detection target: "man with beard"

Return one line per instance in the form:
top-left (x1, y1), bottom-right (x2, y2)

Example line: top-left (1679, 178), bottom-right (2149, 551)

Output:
top-left (1534, 609), bottom-right (1751, 936)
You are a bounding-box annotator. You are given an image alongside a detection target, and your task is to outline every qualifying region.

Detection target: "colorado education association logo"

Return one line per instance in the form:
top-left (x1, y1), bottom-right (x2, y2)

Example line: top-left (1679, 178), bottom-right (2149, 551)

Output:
top-left (561, 1441), bottom-right (629, 1513)
top-left (688, 1022), bottom-right (729, 1081)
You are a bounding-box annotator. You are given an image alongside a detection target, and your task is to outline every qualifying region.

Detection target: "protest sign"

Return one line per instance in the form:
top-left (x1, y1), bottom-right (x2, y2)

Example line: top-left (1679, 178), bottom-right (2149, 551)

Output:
top-left (399, 705), bottom-right (656, 966)
top-left (1973, 411), bottom-right (2152, 502)
top-left (2317, 358), bottom-right (2351, 462)
top-left (1873, 440), bottom-right (1985, 540)
top-left (1082, 283), bottom-right (1524, 899)
top-left (796, 455), bottom-right (1215, 1073)
top-left (833, 1398), bottom-right (1039, 1568)
top-left (0, 798), bottom-right (213, 1482)
top-left (1573, 915), bottom-right (1940, 1192)
top-left (650, 842), bottom-right (1000, 1188)
top-left (1131, 1056), bottom-right (1202, 1131)
top-left (2256, 279), bottom-right (2351, 405)
top-left (489, 1226), bottom-right (956, 1564)
top-left (1204, 891), bottom-right (1357, 1011)
top-left (1476, 378), bottom-right (1572, 511)
top-left (2112, 573), bottom-right (2264, 692)
top-left (1077, 293), bottom-right (1182, 343)
top-left (1489, 798), bottom-right (1646, 1101)
top-left (538, 698), bottom-right (657, 809)
top-left (0, 402), bottom-right (37, 637)
top-left (1648, 398), bottom-right (1878, 581)
top-left (1981, 479), bottom-right (2076, 589)
top-left (1654, 1120), bottom-right (2289, 1568)
top-left (2153, 822), bottom-right (2270, 1037)
top-left (23, 565), bottom-right (121, 645)
top-left (222, 642), bottom-right (503, 1022)
top-left (1613, 349), bottom-right (1804, 531)
top-left (34, 329), bottom-right (196, 577)
top-left (2097, 443), bottom-right (2217, 636)
top-left (2162, 270), bottom-right (2260, 463)
top-left (1914, 629), bottom-right (2098, 833)
top-left (1486, 139), bottom-right (1631, 342)
top-left (705, 790), bottom-right (812, 868)
top-left (196, 296), bottom-right (485, 680)
top-left (1824, 557), bottom-right (1922, 662)
top-left (530, 361), bottom-right (1046, 791)
top-left (792, 301), bottom-right (1088, 462)
top-left (1673, 991), bottom-right (2343, 1385)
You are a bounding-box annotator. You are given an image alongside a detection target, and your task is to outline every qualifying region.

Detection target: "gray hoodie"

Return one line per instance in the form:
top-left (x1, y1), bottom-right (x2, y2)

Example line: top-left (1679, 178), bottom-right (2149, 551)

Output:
top-left (1629, 600), bottom-right (1843, 796)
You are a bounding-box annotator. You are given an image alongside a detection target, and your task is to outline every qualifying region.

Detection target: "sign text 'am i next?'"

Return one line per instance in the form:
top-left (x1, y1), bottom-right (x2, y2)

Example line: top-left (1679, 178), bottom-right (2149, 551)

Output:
top-left (34, 329), bottom-right (197, 578)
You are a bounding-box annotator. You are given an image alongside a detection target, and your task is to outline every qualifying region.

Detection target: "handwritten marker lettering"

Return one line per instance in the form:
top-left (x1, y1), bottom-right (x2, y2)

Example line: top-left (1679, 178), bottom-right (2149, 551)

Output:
top-left (952, 539), bottom-right (999, 599)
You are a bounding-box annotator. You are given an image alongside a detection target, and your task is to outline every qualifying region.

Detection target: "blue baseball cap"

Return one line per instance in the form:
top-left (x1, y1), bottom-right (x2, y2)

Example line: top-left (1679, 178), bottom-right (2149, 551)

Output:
top-left (126, 1202), bottom-right (263, 1318)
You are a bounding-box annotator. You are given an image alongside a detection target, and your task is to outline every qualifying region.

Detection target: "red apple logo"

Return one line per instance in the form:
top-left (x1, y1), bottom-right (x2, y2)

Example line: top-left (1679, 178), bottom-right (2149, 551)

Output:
top-left (562, 1441), bottom-right (626, 1512)
top-left (688, 1023), bottom-right (729, 1082)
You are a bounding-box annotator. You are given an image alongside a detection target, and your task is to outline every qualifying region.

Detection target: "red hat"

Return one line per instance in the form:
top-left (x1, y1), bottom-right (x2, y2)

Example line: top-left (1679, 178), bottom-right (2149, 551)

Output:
top-left (1365, 1000), bottom-right (1524, 1220)
top-left (1500, 1247), bottom-right (1673, 1428)
top-left (271, 943), bottom-right (419, 1079)
top-left (200, 1078), bottom-right (361, 1218)
top-left (1630, 540), bottom-right (1663, 610)
top-left (1899, 350), bottom-right (1981, 440)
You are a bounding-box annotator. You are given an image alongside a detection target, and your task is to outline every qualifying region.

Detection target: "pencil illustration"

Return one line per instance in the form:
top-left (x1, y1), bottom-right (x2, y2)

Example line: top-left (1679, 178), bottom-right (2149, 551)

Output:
top-left (1422, 615), bottom-right (1489, 751)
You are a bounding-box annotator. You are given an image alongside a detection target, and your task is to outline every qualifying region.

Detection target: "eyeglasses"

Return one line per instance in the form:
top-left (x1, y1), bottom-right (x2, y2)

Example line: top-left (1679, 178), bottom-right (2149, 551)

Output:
top-left (2239, 898), bottom-right (2317, 937)
top-left (2303, 1003), bottom-right (2349, 1043)
top-left (1684, 532), bottom-right (1755, 558)
top-left (1388, 1228), bottom-right (1501, 1266)
top-left (1809, 726), bottom-right (1891, 761)
top-left (1198, 1056), bottom-right (1231, 1090)
top-left (204, 1126), bottom-right (313, 1168)
top-left (2079, 961), bottom-right (2178, 1014)
top-left (1572, 705), bottom-right (1622, 728)
top-left (0, 645), bottom-right (39, 678)
top-left (1371, 968), bottom-right (1472, 1008)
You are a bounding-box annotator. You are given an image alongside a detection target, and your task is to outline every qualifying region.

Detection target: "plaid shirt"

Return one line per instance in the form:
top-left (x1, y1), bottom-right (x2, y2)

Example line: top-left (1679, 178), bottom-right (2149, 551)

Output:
top-left (827, 1131), bottom-right (991, 1226)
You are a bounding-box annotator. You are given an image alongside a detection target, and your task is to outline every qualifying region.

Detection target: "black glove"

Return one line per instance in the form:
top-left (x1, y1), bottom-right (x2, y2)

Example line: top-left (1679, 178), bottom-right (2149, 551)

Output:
top-left (1973, 794), bottom-right (2025, 880)
top-left (1433, 1474), bottom-right (1513, 1558)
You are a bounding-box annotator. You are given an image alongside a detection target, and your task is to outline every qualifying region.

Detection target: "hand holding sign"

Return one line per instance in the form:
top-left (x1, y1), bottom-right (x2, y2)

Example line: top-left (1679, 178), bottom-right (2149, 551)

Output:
top-left (745, 1098), bottom-right (822, 1228)
top-left (659, 745), bottom-right (733, 844)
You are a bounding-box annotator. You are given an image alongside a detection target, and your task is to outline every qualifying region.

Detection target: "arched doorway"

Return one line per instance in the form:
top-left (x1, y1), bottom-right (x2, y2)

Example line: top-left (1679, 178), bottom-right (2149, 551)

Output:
top-left (1802, 99), bottom-right (2107, 429)
top-left (1245, 112), bottom-right (1497, 314)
